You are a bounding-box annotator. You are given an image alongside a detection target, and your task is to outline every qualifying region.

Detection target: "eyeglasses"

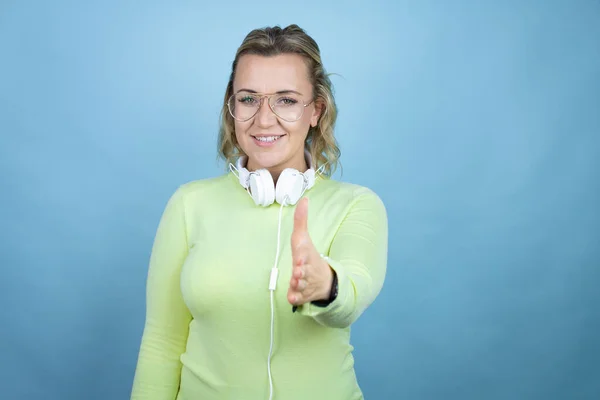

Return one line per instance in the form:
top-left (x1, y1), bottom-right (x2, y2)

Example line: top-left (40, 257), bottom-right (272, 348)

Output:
top-left (227, 91), bottom-right (314, 122)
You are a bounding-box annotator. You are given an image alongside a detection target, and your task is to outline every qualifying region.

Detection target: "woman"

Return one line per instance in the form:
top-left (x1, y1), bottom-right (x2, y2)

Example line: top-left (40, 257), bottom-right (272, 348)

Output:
top-left (130, 24), bottom-right (388, 400)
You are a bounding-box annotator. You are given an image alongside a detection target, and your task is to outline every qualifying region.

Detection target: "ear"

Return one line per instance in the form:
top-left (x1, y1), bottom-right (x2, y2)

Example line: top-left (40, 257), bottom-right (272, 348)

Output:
top-left (310, 99), bottom-right (324, 128)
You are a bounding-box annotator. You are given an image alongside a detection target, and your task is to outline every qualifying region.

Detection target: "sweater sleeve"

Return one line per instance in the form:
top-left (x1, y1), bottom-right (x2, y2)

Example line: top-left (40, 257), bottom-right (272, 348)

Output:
top-left (130, 187), bottom-right (192, 400)
top-left (297, 188), bottom-right (388, 328)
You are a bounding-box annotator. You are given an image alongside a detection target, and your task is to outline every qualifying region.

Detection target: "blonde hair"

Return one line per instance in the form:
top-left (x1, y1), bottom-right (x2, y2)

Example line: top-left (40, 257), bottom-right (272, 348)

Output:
top-left (217, 24), bottom-right (341, 177)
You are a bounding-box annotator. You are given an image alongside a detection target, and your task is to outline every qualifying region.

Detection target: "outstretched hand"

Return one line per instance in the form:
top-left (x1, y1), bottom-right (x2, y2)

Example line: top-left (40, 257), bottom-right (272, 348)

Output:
top-left (288, 197), bottom-right (333, 307)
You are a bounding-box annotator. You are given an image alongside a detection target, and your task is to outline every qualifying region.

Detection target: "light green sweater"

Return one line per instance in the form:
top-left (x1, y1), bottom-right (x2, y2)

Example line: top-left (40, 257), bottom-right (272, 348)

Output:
top-left (130, 172), bottom-right (388, 400)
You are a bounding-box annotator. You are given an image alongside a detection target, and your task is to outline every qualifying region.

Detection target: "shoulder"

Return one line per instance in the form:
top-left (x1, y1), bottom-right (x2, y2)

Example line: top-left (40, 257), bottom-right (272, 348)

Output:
top-left (316, 177), bottom-right (386, 208)
top-left (155, 174), bottom-right (237, 216)
top-left (169, 173), bottom-right (235, 201)
top-left (312, 177), bottom-right (387, 224)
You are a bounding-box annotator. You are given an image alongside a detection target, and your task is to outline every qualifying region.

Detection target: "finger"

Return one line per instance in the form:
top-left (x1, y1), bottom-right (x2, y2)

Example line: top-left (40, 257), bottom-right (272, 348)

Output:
top-left (288, 290), bottom-right (303, 305)
top-left (292, 197), bottom-right (309, 236)
top-left (296, 279), bottom-right (307, 292)
top-left (293, 266), bottom-right (304, 279)
top-left (293, 246), bottom-right (308, 266)
top-left (290, 275), bottom-right (306, 290)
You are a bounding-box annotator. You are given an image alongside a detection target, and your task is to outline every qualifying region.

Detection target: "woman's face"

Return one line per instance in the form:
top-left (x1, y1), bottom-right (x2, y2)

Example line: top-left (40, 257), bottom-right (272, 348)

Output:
top-left (232, 53), bottom-right (322, 176)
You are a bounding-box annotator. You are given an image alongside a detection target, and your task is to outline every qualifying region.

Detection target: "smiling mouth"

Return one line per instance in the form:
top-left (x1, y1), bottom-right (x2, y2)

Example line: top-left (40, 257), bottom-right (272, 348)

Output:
top-left (252, 135), bottom-right (284, 143)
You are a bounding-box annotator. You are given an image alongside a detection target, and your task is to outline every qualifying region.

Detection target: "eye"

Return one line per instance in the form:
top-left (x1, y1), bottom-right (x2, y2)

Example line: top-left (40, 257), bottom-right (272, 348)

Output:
top-left (276, 96), bottom-right (298, 106)
top-left (237, 95), bottom-right (258, 105)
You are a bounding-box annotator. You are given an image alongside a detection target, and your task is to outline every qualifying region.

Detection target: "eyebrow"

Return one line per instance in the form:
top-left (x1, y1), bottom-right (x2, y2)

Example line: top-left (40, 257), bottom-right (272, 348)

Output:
top-left (236, 88), bottom-right (304, 96)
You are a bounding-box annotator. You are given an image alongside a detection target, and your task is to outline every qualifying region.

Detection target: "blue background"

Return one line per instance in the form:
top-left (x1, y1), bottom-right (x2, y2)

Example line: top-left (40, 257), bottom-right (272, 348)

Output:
top-left (1, 1), bottom-right (599, 399)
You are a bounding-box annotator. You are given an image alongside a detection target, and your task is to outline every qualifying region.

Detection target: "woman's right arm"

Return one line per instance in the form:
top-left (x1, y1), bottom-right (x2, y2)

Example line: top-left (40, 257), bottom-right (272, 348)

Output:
top-left (130, 187), bottom-right (192, 400)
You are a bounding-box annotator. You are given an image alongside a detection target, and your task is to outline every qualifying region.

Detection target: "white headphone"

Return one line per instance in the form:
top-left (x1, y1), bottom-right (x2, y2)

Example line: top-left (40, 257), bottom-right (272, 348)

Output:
top-left (231, 149), bottom-right (317, 207)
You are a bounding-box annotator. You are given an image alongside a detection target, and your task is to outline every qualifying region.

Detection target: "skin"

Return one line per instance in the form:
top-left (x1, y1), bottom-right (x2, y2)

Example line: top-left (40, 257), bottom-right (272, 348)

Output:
top-left (232, 53), bottom-right (334, 305)
top-left (289, 197), bottom-right (334, 306)
top-left (233, 53), bottom-right (320, 183)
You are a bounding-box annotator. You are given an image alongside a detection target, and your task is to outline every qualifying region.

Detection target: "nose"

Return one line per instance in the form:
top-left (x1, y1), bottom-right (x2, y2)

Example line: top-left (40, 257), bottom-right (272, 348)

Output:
top-left (255, 96), bottom-right (277, 127)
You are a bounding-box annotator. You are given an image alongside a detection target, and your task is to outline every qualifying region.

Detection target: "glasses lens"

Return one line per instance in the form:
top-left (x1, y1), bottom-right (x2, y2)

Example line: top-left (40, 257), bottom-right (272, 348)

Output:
top-left (227, 92), bottom-right (306, 122)
top-left (270, 94), bottom-right (304, 122)
top-left (228, 92), bottom-right (260, 121)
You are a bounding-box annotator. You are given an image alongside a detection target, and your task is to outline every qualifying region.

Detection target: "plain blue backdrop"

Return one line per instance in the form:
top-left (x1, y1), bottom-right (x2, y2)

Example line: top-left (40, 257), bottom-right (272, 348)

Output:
top-left (1, 1), bottom-right (599, 399)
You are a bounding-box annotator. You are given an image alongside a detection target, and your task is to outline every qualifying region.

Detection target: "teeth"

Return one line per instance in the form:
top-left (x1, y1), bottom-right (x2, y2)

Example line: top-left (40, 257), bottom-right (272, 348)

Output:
top-left (255, 136), bottom-right (281, 142)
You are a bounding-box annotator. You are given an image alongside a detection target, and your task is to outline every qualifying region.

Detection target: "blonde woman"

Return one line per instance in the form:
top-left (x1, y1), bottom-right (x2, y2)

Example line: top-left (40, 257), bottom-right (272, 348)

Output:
top-left (131, 24), bottom-right (388, 400)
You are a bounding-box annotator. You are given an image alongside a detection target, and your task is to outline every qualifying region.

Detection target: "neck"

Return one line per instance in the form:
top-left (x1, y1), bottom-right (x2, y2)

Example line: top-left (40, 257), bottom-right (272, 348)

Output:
top-left (246, 153), bottom-right (309, 185)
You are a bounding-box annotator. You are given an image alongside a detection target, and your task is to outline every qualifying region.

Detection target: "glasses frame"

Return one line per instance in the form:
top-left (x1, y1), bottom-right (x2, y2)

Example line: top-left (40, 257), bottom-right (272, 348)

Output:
top-left (227, 91), bottom-right (315, 123)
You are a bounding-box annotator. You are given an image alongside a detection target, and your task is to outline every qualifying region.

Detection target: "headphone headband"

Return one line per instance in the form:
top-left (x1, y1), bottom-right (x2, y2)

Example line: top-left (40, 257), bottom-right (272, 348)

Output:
top-left (233, 149), bottom-right (316, 206)
top-left (235, 149), bottom-right (316, 189)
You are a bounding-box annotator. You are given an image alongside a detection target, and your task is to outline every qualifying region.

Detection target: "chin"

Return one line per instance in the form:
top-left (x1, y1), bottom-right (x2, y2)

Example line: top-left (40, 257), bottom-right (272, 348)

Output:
top-left (247, 151), bottom-right (287, 170)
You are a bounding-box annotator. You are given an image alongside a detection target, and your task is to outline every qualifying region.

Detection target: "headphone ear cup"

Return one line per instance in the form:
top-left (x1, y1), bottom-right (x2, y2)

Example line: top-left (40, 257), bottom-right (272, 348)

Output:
top-left (276, 168), bottom-right (306, 206)
top-left (249, 169), bottom-right (275, 206)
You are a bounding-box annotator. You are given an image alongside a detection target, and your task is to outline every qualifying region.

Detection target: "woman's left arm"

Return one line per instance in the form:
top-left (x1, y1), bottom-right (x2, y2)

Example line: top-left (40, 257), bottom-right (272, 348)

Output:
top-left (295, 188), bottom-right (388, 328)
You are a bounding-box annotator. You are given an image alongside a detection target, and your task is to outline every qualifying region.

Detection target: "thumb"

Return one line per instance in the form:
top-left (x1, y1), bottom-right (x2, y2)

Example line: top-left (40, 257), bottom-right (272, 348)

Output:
top-left (292, 197), bottom-right (309, 237)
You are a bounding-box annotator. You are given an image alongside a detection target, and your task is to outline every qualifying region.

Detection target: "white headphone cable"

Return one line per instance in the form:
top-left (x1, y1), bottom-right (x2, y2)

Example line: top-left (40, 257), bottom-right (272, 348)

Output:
top-left (267, 196), bottom-right (288, 400)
